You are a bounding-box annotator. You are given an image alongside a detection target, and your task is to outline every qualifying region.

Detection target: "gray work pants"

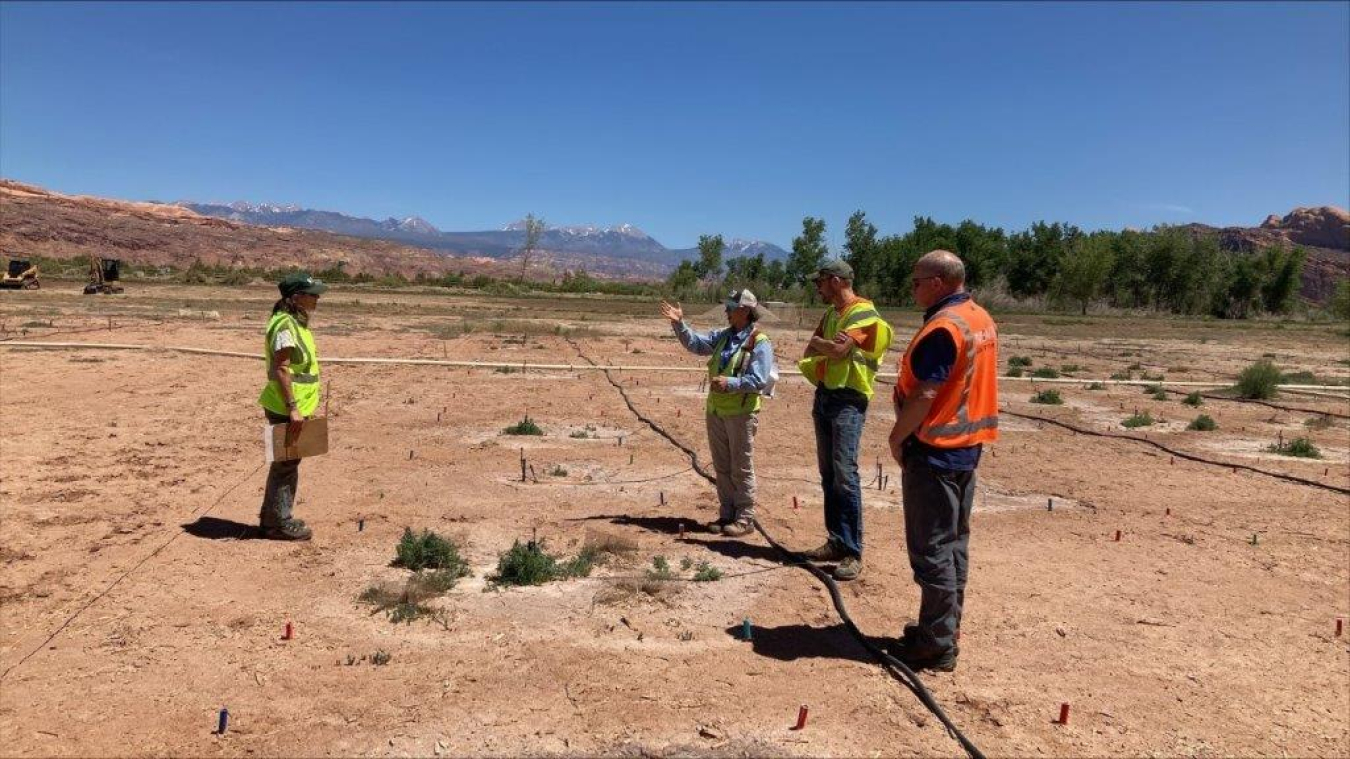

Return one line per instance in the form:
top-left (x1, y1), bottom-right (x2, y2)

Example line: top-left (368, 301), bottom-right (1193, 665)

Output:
top-left (901, 453), bottom-right (977, 651)
top-left (261, 410), bottom-right (301, 528)
top-left (705, 412), bottom-right (758, 522)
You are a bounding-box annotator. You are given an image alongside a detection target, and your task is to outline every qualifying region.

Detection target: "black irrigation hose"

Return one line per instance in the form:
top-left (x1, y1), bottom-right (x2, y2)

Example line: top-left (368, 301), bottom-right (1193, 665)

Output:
top-left (566, 337), bottom-right (987, 759)
top-left (1159, 388), bottom-right (1350, 420)
top-left (1003, 409), bottom-right (1350, 497)
top-left (0, 462), bottom-right (265, 683)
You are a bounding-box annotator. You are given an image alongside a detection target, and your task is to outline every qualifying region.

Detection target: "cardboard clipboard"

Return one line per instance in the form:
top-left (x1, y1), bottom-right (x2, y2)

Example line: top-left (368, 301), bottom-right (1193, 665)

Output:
top-left (265, 417), bottom-right (329, 463)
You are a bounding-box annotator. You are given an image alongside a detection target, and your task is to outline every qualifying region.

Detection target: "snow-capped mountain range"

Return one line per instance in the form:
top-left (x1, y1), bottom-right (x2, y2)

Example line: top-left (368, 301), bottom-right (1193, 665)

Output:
top-left (180, 201), bottom-right (789, 276)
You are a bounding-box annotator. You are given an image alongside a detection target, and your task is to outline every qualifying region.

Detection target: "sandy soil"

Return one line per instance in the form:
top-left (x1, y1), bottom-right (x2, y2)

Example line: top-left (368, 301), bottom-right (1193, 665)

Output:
top-left (2, 283), bottom-right (1348, 757)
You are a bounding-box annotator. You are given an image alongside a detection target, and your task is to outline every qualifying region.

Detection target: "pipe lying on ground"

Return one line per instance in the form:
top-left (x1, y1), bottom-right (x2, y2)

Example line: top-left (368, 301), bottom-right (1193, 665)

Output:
top-left (3, 341), bottom-right (1348, 394)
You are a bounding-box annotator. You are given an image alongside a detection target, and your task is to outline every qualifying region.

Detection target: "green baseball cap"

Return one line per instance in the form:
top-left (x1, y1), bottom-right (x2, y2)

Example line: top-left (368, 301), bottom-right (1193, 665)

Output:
top-left (812, 259), bottom-right (854, 281)
top-left (278, 271), bottom-right (328, 297)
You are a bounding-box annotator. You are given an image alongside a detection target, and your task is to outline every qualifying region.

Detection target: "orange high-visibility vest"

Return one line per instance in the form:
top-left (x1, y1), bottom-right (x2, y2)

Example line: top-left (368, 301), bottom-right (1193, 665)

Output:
top-left (897, 297), bottom-right (999, 448)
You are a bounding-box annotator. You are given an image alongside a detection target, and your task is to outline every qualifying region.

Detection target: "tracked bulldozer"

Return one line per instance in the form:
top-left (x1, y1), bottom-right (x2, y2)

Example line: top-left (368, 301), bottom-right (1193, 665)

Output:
top-left (0, 259), bottom-right (40, 290)
top-left (84, 256), bottom-right (124, 294)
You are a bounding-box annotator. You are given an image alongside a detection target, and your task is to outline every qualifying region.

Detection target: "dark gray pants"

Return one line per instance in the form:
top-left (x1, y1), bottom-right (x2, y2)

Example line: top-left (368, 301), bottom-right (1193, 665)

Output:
top-left (901, 454), bottom-right (976, 651)
top-left (261, 410), bottom-right (300, 528)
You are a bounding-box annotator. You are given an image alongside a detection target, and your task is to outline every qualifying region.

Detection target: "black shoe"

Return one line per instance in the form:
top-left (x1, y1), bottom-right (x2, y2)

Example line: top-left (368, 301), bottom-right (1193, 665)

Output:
top-left (888, 636), bottom-right (958, 672)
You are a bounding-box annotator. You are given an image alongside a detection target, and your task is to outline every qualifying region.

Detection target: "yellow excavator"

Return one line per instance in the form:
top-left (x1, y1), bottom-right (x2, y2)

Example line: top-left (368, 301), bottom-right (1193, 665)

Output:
top-left (0, 259), bottom-right (40, 290)
top-left (83, 256), bottom-right (124, 294)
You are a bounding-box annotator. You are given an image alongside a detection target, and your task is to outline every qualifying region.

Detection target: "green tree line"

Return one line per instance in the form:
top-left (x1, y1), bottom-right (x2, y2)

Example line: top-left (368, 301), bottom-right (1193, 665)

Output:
top-left (667, 213), bottom-right (1312, 319)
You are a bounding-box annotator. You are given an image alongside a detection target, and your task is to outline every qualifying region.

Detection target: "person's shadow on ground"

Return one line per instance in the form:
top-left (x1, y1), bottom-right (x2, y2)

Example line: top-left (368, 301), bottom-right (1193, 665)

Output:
top-left (725, 622), bottom-right (880, 665)
top-left (182, 516), bottom-right (257, 540)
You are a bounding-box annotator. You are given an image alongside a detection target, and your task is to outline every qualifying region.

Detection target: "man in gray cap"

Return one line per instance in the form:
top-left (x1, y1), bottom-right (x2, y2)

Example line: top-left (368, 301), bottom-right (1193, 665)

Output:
top-left (661, 289), bottom-right (777, 537)
top-left (797, 260), bottom-right (892, 579)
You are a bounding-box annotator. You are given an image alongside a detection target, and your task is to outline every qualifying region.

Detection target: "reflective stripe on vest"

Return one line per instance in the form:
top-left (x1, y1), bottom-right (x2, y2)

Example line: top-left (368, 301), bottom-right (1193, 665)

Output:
top-left (706, 330), bottom-right (765, 417)
top-left (898, 299), bottom-right (999, 447)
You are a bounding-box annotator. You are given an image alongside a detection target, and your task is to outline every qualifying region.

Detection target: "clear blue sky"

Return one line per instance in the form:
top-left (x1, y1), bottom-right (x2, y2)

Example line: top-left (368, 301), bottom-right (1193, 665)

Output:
top-left (2, 1), bottom-right (1346, 250)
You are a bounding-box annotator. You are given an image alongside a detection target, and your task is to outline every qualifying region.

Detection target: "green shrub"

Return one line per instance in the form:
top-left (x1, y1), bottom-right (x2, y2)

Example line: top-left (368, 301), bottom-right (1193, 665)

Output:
top-left (1187, 414), bottom-right (1217, 431)
top-left (1268, 437), bottom-right (1321, 459)
top-left (1236, 359), bottom-right (1281, 399)
top-left (1087, 382), bottom-right (1105, 391)
top-left (692, 561), bottom-right (723, 582)
top-left (548, 464), bottom-right (568, 477)
top-left (1141, 372), bottom-right (1165, 382)
top-left (569, 429), bottom-right (593, 439)
top-left (1031, 366), bottom-right (1060, 379)
top-left (1008, 356), bottom-right (1033, 367)
top-left (1182, 391), bottom-right (1203, 407)
top-left (1060, 364), bottom-right (1082, 373)
top-left (394, 528), bottom-right (470, 574)
top-left (1146, 386), bottom-right (1168, 401)
top-left (1121, 411), bottom-right (1155, 428)
top-left (1030, 389), bottom-right (1063, 405)
top-left (371, 650), bottom-right (392, 666)
top-left (646, 555), bottom-right (675, 582)
top-left (1004, 366), bottom-right (1024, 378)
top-left (1109, 371), bottom-right (1132, 381)
top-left (503, 415), bottom-right (543, 435)
top-left (491, 540), bottom-right (597, 586)
top-left (1305, 415), bottom-right (1334, 430)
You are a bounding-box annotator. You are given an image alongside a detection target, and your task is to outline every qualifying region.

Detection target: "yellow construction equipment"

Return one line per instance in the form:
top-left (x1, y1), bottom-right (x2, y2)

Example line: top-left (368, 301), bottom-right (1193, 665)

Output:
top-left (83, 256), bottom-right (124, 294)
top-left (0, 259), bottom-right (40, 290)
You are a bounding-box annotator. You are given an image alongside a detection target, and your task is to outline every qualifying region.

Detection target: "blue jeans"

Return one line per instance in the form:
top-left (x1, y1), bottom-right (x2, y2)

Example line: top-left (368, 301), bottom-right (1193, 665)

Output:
top-left (812, 388), bottom-right (868, 559)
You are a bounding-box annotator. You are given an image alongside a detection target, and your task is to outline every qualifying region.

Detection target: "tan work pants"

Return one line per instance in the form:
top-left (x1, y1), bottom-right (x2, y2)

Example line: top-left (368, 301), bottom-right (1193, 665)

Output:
top-left (705, 412), bottom-right (758, 522)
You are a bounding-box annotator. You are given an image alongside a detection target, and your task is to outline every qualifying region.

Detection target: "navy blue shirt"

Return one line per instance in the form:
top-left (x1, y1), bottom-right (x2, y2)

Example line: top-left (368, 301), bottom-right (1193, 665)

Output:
top-left (904, 292), bottom-right (983, 471)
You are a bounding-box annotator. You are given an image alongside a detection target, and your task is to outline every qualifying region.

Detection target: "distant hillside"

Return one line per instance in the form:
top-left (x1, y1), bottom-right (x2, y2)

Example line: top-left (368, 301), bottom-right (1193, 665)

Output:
top-left (0, 180), bottom-right (518, 280)
top-left (180, 201), bottom-right (790, 277)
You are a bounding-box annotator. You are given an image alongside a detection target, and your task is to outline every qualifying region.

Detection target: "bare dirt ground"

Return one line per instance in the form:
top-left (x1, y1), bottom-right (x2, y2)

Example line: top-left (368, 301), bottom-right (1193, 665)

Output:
top-left (2, 282), bottom-right (1348, 758)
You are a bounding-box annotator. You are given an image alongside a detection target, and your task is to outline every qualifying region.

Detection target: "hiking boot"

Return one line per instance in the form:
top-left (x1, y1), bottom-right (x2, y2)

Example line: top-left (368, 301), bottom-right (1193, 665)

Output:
top-left (720, 519), bottom-right (754, 538)
top-left (260, 520), bottom-right (312, 541)
top-left (801, 541), bottom-right (845, 562)
top-left (705, 517), bottom-right (733, 534)
top-left (889, 636), bottom-right (958, 672)
top-left (833, 555), bottom-right (862, 581)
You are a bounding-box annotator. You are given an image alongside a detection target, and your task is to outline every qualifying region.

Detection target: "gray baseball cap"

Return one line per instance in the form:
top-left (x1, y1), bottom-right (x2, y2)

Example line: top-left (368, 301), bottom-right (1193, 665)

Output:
top-left (812, 259), bottom-right (854, 281)
top-left (725, 288), bottom-right (762, 318)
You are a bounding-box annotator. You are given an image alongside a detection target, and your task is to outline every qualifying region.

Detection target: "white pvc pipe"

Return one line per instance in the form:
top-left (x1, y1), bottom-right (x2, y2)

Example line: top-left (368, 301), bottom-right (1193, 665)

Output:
top-left (4, 340), bottom-right (1349, 394)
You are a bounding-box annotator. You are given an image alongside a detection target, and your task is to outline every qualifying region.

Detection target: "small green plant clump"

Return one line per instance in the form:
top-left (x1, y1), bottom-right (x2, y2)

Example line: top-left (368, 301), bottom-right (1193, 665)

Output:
top-left (1236, 359), bottom-right (1281, 400)
top-left (1182, 391), bottom-right (1203, 407)
top-left (1149, 386), bottom-right (1169, 401)
top-left (1187, 414), bottom-right (1218, 431)
top-left (692, 561), bottom-right (723, 582)
top-left (394, 528), bottom-right (471, 574)
top-left (569, 429), bottom-right (593, 439)
top-left (1008, 356), bottom-right (1033, 368)
top-left (646, 555), bottom-right (676, 582)
top-left (1031, 366), bottom-right (1061, 379)
top-left (1141, 372), bottom-right (1166, 382)
top-left (1268, 437), bottom-right (1321, 459)
top-left (491, 540), bottom-right (598, 586)
top-left (548, 464), bottom-right (568, 477)
top-left (1004, 366), bottom-right (1024, 378)
top-left (371, 649), bottom-right (392, 666)
top-left (1109, 371), bottom-right (1132, 381)
top-left (503, 415), bottom-right (543, 436)
top-left (1087, 382), bottom-right (1105, 391)
top-left (493, 365), bottom-right (519, 374)
top-left (1121, 411), bottom-right (1155, 428)
top-left (1030, 389), bottom-right (1063, 405)
top-left (1305, 415), bottom-right (1334, 430)
top-left (1060, 364), bottom-right (1082, 374)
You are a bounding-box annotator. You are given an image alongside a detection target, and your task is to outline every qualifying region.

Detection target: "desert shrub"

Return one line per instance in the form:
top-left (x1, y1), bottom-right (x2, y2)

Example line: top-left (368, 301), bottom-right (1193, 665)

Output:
top-left (1004, 366), bottom-right (1024, 378)
top-left (394, 528), bottom-right (470, 574)
top-left (503, 415), bottom-right (543, 435)
top-left (1031, 366), bottom-right (1060, 379)
top-left (1187, 414), bottom-right (1218, 431)
top-left (1121, 411), bottom-right (1154, 428)
top-left (569, 429), bottom-right (593, 439)
top-left (1109, 371), bottom-right (1132, 381)
top-left (1236, 359), bottom-right (1281, 399)
top-left (1183, 391), bottom-right (1203, 406)
top-left (1305, 415), bottom-right (1334, 430)
top-left (1268, 437), bottom-right (1321, 459)
top-left (1087, 382), bottom-right (1105, 390)
top-left (491, 540), bottom-right (597, 586)
top-left (1150, 387), bottom-right (1169, 401)
top-left (646, 555), bottom-right (675, 582)
top-left (692, 561), bottom-right (723, 582)
top-left (548, 464), bottom-right (568, 477)
top-left (1060, 364), bottom-right (1082, 373)
top-left (1141, 372), bottom-right (1165, 382)
top-left (1030, 389), bottom-right (1063, 405)
top-left (1008, 355), bottom-right (1033, 367)
top-left (371, 650), bottom-right (392, 666)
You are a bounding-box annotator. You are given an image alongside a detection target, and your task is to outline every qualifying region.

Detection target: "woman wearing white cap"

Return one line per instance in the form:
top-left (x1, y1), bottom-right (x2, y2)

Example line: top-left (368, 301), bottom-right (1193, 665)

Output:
top-left (660, 289), bottom-right (777, 537)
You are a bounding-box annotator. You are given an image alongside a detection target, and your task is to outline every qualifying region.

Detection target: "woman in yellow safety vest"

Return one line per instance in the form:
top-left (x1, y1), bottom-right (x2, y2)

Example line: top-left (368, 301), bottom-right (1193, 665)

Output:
top-left (256, 272), bottom-right (327, 541)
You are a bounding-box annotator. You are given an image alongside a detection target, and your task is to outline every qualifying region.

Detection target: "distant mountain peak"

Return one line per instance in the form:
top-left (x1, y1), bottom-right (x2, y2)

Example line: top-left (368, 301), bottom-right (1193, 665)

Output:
top-left (384, 215), bottom-right (439, 234)
top-left (503, 219), bottom-right (652, 240)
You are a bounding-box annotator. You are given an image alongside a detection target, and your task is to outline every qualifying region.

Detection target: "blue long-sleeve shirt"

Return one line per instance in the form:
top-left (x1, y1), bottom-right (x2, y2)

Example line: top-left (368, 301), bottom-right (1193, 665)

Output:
top-left (672, 321), bottom-right (775, 394)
